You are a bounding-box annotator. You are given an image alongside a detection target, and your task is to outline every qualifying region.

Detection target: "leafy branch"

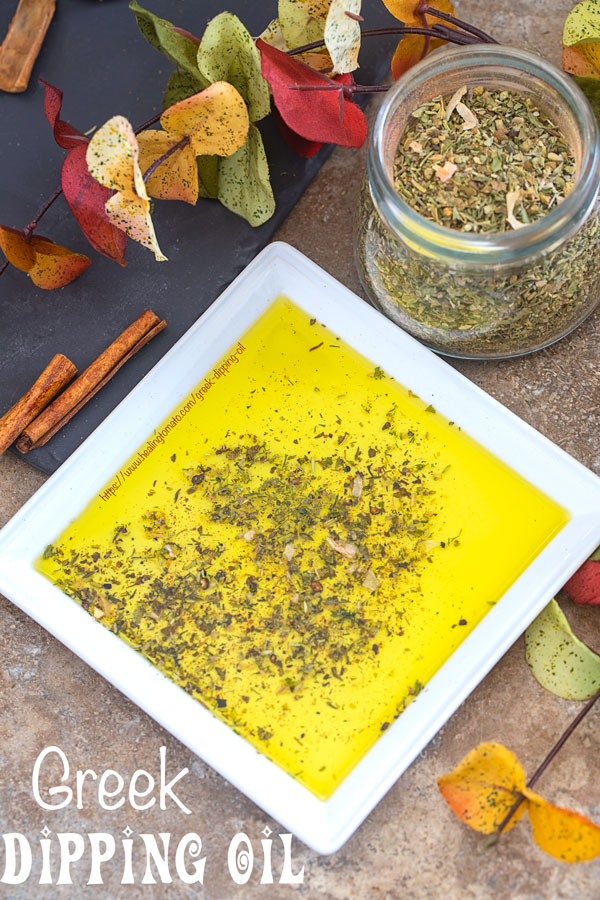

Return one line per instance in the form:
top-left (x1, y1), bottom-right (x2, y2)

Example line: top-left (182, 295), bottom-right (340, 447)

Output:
top-left (1, 0), bottom-right (499, 288)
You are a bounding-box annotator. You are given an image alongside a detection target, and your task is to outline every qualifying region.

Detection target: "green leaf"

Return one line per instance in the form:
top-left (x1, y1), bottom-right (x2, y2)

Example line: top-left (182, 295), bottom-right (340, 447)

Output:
top-left (590, 545), bottom-right (600, 561)
top-left (525, 598), bottom-right (600, 700)
top-left (218, 124), bottom-right (275, 227)
top-left (574, 77), bottom-right (600, 128)
top-left (198, 155), bottom-right (219, 199)
top-left (129, 1), bottom-right (208, 85)
top-left (197, 13), bottom-right (271, 123)
top-left (163, 70), bottom-right (206, 109)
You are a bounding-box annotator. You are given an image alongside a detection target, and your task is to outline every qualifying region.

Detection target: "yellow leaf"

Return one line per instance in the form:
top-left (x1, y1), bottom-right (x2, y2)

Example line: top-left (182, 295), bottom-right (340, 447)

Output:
top-left (137, 130), bottom-right (198, 204)
top-left (259, 16), bottom-right (332, 71)
top-left (523, 788), bottom-right (600, 862)
top-left (324, 0), bottom-right (361, 75)
top-left (86, 116), bottom-right (166, 261)
top-left (437, 743), bottom-right (527, 834)
top-left (160, 81), bottom-right (249, 158)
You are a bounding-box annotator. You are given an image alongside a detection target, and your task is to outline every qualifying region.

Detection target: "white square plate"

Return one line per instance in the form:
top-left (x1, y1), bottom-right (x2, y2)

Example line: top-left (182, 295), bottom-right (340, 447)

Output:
top-left (1, 242), bottom-right (599, 854)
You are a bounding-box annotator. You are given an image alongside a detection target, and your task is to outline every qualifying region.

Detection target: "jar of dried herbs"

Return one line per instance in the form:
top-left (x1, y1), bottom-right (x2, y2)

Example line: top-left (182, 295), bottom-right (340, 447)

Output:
top-left (355, 46), bottom-right (600, 359)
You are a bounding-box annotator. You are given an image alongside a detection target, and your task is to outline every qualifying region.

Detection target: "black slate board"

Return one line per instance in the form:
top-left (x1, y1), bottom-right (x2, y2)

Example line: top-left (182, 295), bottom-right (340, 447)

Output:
top-left (1, 0), bottom-right (396, 475)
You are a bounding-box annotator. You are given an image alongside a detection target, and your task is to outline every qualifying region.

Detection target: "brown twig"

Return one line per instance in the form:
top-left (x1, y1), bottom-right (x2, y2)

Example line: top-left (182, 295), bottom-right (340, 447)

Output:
top-left (287, 23), bottom-right (491, 58)
top-left (421, 4), bottom-right (498, 44)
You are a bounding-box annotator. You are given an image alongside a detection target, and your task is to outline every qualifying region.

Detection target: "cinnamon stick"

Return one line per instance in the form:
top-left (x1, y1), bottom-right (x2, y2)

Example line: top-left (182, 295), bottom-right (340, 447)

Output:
top-left (16, 310), bottom-right (166, 453)
top-left (0, 354), bottom-right (77, 456)
top-left (0, 0), bottom-right (56, 93)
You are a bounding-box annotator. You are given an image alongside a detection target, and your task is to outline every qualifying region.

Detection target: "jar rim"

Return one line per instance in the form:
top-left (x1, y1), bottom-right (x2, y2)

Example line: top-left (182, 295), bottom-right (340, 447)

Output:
top-left (368, 45), bottom-right (600, 264)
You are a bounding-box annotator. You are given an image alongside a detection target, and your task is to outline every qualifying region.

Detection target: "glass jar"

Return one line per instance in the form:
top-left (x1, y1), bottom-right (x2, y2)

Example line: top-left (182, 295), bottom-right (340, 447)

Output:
top-left (355, 45), bottom-right (600, 359)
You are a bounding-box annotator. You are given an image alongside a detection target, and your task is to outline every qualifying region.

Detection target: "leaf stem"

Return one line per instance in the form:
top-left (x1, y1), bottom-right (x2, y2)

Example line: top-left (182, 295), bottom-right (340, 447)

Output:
top-left (142, 135), bottom-right (189, 183)
top-left (23, 187), bottom-right (63, 240)
top-left (286, 24), bottom-right (486, 58)
top-left (492, 687), bottom-right (600, 841)
top-left (0, 109), bottom-right (165, 277)
top-left (422, 5), bottom-right (499, 44)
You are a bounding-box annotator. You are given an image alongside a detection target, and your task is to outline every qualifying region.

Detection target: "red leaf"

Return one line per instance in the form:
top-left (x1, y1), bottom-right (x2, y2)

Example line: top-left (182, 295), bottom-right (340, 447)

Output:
top-left (564, 560), bottom-right (600, 606)
top-left (61, 146), bottom-right (127, 267)
top-left (274, 108), bottom-right (322, 157)
top-left (40, 80), bottom-right (127, 266)
top-left (40, 79), bottom-right (88, 150)
top-left (257, 39), bottom-right (367, 148)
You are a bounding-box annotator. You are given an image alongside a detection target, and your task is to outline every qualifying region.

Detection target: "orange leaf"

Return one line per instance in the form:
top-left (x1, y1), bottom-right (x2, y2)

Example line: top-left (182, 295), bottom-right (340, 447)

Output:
top-left (382, 0), bottom-right (457, 80)
top-left (137, 130), bottom-right (198, 204)
top-left (0, 225), bottom-right (36, 271)
top-left (391, 34), bottom-right (446, 79)
top-left (437, 743), bottom-right (527, 834)
top-left (523, 789), bottom-right (600, 862)
top-left (382, 0), bottom-right (456, 27)
top-left (160, 81), bottom-right (249, 158)
top-left (0, 226), bottom-right (90, 289)
top-left (562, 44), bottom-right (600, 76)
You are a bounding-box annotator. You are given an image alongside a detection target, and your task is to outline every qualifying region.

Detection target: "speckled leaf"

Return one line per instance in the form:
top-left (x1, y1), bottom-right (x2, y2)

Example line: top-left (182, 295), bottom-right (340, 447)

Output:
top-left (197, 155), bottom-right (219, 199)
top-left (87, 116), bottom-right (166, 261)
top-left (563, 44), bottom-right (600, 77)
top-left (324, 0), bottom-right (362, 75)
top-left (525, 599), bottom-right (600, 700)
top-left (437, 743), bottom-right (527, 834)
top-left (563, 0), bottom-right (600, 73)
top-left (259, 16), bottom-right (332, 71)
top-left (278, 0), bottom-right (330, 49)
top-left (129, 1), bottom-right (207, 85)
top-left (0, 226), bottom-right (90, 289)
top-left (161, 81), bottom-right (249, 157)
top-left (197, 13), bottom-right (271, 122)
top-left (523, 789), bottom-right (600, 863)
top-left (163, 70), bottom-right (204, 109)
top-left (218, 123), bottom-right (275, 227)
top-left (137, 130), bottom-right (198, 204)
top-left (591, 546), bottom-right (600, 561)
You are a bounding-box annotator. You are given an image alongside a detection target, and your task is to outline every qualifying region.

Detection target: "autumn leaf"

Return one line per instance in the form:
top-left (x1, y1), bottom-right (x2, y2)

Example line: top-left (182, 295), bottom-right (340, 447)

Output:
top-left (324, 0), bottom-right (362, 75)
top-left (381, 0), bottom-right (457, 80)
top-left (437, 743), bottom-right (527, 834)
top-left (0, 226), bottom-right (90, 289)
top-left (564, 558), bottom-right (600, 606)
top-left (439, 743), bottom-right (600, 863)
top-left (137, 82), bottom-right (249, 206)
top-left (40, 81), bottom-right (127, 266)
top-left (257, 39), bottom-right (367, 148)
top-left (197, 13), bottom-right (271, 122)
top-left (563, 0), bottom-right (600, 78)
top-left (274, 108), bottom-right (323, 157)
top-left (523, 789), bottom-right (600, 863)
top-left (129, 1), bottom-right (208, 86)
top-left (86, 116), bottom-right (166, 261)
top-left (525, 599), bottom-right (600, 699)
top-left (218, 123), bottom-right (275, 227)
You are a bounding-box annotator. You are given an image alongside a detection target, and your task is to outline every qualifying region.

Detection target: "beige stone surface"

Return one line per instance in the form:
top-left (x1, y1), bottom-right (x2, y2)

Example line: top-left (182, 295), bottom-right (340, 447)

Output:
top-left (1, 2), bottom-right (600, 897)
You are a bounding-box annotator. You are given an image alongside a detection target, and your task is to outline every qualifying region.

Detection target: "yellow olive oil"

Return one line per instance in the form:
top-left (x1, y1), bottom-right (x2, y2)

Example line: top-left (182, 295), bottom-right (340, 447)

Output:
top-left (38, 296), bottom-right (568, 799)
